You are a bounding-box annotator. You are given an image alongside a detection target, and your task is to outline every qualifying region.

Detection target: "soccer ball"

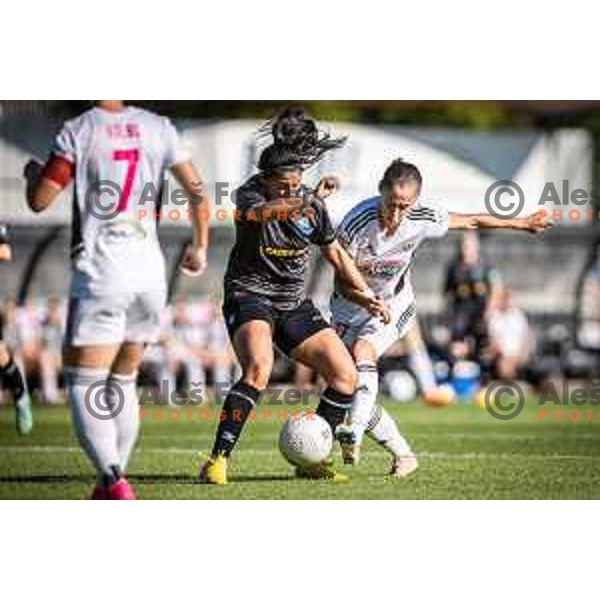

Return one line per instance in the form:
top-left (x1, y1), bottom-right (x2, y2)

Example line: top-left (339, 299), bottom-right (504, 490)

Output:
top-left (279, 413), bottom-right (333, 467)
top-left (384, 370), bottom-right (418, 403)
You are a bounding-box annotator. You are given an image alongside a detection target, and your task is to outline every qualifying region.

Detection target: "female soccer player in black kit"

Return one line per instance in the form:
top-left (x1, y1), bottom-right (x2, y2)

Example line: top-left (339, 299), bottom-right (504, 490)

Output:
top-left (199, 108), bottom-right (389, 483)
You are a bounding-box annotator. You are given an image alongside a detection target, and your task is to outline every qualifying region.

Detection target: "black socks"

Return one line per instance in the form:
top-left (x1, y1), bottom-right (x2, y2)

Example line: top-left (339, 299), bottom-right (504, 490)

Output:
top-left (316, 387), bottom-right (354, 435)
top-left (211, 382), bottom-right (261, 458)
top-left (0, 357), bottom-right (26, 403)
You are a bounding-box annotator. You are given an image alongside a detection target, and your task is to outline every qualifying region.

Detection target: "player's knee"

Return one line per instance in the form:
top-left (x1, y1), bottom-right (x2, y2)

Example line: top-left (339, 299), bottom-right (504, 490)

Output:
top-left (328, 362), bottom-right (358, 395)
top-left (242, 360), bottom-right (272, 390)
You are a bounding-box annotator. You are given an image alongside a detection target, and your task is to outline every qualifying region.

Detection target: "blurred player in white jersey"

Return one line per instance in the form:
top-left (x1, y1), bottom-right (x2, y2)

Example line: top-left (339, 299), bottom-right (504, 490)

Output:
top-left (332, 158), bottom-right (551, 477)
top-left (24, 101), bottom-right (209, 499)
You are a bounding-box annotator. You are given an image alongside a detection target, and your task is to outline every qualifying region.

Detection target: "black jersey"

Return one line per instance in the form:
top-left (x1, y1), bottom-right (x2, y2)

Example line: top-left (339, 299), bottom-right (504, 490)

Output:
top-left (224, 176), bottom-right (335, 310)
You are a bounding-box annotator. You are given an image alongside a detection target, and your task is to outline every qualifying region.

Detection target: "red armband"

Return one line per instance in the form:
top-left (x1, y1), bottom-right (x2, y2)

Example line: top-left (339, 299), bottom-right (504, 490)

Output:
top-left (41, 154), bottom-right (74, 188)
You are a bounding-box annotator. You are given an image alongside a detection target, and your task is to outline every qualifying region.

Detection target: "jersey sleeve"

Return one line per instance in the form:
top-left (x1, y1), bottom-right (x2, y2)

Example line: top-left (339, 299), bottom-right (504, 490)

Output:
top-left (335, 206), bottom-right (364, 258)
top-left (421, 201), bottom-right (449, 239)
top-left (309, 198), bottom-right (335, 246)
top-left (162, 117), bottom-right (191, 167)
top-left (52, 122), bottom-right (76, 164)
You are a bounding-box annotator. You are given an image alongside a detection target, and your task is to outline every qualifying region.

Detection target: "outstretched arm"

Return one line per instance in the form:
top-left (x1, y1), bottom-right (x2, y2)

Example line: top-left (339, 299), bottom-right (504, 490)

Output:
top-left (449, 210), bottom-right (552, 233)
top-left (171, 161), bottom-right (210, 276)
top-left (321, 240), bottom-right (391, 323)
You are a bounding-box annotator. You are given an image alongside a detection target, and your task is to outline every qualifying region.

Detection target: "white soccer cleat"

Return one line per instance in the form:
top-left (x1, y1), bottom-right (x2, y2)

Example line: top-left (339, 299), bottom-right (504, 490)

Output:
top-left (390, 453), bottom-right (418, 479)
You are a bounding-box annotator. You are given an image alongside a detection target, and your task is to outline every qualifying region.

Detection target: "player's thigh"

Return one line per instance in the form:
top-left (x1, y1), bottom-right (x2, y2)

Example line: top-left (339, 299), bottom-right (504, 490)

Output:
top-left (63, 295), bottom-right (129, 369)
top-left (125, 290), bottom-right (166, 346)
top-left (290, 327), bottom-right (357, 394)
top-left (232, 320), bottom-right (275, 388)
top-left (355, 319), bottom-right (400, 361)
top-left (352, 337), bottom-right (379, 364)
top-left (111, 342), bottom-right (146, 376)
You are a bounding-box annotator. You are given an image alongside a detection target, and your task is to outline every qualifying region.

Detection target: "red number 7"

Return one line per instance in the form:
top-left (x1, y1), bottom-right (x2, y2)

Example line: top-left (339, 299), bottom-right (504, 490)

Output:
top-left (113, 149), bottom-right (140, 212)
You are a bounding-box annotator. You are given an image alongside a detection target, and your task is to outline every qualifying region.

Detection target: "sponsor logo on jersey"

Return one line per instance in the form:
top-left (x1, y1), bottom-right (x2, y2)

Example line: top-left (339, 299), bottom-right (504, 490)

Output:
top-left (259, 245), bottom-right (308, 258)
top-left (359, 259), bottom-right (405, 279)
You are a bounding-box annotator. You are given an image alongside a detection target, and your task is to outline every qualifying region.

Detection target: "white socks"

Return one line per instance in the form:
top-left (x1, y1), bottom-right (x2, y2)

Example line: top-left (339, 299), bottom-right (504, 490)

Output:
top-left (65, 367), bottom-right (140, 480)
top-left (365, 404), bottom-right (412, 457)
top-left (66, 367), bottom-right (120, 480)
top-left (349, 360), bottom-right (379, 444)
top-left (109, 372), bottom-right (140, 471)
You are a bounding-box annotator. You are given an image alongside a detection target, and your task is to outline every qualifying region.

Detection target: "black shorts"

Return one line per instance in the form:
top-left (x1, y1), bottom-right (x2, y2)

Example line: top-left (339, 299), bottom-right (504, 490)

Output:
top-left (223, 292), bottom-right (330, 356)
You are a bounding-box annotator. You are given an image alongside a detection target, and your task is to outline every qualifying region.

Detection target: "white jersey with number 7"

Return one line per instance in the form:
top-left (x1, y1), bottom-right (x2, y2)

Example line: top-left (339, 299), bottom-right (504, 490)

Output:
top-left (53, 106), bottom-right (190, 297)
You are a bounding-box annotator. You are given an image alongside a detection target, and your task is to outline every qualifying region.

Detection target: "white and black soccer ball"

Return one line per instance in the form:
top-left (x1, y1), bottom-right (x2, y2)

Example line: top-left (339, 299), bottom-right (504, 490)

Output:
top-left (384, 370), bottom-right (418, 403)
top-left (279, 413), bottom-right (333, 467)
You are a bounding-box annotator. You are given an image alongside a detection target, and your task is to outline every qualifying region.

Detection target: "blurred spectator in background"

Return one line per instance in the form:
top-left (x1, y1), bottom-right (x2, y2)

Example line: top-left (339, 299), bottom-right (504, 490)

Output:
top-left (142, 296), bottom-right (238, 403)
top-left (487, 288), bottom-right (531, 380)
top-left (169, 295), bottom-right (208, 390)
top-left (445, 231), bottom-right (501, 360)
top-left (201, 302), bottom-right (239, 389)
top-left (38, 295), bottom-right (64, 403)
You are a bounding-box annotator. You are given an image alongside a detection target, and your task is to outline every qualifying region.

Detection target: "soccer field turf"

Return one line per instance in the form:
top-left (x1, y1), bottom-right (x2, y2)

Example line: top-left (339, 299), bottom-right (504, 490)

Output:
top-left (1, 399), bottom-right (599, 499)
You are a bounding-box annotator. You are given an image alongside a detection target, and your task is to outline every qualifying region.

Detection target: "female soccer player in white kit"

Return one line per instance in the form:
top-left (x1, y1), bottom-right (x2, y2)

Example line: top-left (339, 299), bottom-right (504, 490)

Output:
top-left (24, 101), bottom-right (209, 499)
top-left (331, 158), bottom-right (552, 477)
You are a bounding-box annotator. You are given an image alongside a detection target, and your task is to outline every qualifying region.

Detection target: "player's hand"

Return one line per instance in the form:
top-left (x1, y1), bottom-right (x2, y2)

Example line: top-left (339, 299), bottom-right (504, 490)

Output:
top-left (178, 244), bottom-right (207, 277)
top-left (0, 244), bottom-right (12, 262)
top-left (525, 210), bottom-right (553, 234)
top-left (315, 176), bottom-right (340, 200)
top-left (365, 294), bottom-right (392, 325)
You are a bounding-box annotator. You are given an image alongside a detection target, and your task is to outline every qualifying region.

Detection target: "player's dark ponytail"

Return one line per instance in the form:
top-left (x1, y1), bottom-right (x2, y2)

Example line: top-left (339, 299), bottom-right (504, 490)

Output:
top-left (258, 107), bottom-right (346, 173)
top-left (379, 158), bottom-right (423, 194)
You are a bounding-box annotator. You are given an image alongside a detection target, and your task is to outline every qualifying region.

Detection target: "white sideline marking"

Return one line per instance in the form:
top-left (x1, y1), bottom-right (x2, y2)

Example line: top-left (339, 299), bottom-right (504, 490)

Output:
top-left (0, 446), bottom-right (598, 461)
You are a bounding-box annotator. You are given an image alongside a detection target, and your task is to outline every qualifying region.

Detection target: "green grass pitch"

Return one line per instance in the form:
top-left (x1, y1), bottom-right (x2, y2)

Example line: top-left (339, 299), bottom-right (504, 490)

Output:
top-left (1, 398), bottom-right (599, 499)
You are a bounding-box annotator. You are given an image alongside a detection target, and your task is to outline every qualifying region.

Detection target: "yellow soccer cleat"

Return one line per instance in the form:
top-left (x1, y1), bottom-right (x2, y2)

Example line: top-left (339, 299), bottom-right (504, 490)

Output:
top-left (295, 460), bottom-right (349, 483)
top-left (199, 454), bottom-right (228, 485)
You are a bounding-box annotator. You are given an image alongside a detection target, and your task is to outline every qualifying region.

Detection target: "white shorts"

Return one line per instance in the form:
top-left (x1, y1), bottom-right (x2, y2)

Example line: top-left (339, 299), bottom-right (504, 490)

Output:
top-left (331, 293), bottom-right (417, 358)
top-left (65, 290), bottom-right (166, 347)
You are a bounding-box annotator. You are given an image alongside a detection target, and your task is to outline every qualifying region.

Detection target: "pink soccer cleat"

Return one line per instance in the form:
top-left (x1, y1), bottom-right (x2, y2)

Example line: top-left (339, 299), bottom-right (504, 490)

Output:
top-left (106, 479), bottom-right (136, 500)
